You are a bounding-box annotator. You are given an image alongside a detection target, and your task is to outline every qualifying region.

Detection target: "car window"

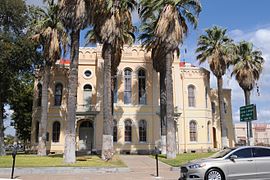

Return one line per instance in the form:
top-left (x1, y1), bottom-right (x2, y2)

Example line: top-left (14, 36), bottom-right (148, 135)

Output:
top-left (232, 148), bottom-right (253, 158)
top-left (253, 148), bottom-right (270, 157)
top-left (211, 148), bottom-right (235, 158)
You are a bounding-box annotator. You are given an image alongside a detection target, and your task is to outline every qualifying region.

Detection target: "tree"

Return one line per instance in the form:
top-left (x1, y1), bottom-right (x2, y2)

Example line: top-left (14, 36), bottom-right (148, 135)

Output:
top-left (0, 0), bottom-right (37, 156)
top-left (59, 0), bottom-right (90, 164)
top-left (30, 0), bottom-right (68, 156)
top-left (231, 41), bottom-right (264, 146)
top-left (85, 0), bottom-right (136, 161)
top-left (139, 0), bottom-right (201, 158)
top-left (196, 26), bottom-right (233, 148)
top-left (9, 73), bottom-right (34, 148)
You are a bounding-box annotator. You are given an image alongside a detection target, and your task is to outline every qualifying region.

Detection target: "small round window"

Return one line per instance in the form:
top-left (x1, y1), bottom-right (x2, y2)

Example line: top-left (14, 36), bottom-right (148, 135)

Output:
top-left (84, 70), bottom-right (92, 78)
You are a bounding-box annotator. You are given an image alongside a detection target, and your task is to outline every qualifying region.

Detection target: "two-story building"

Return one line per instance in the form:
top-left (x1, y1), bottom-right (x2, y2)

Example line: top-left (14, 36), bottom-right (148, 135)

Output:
top-left (31, 44), bottom-right (235, 154)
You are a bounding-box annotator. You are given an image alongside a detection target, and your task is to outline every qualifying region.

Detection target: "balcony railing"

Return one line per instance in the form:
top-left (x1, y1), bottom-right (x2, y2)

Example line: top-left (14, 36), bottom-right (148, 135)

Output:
top-left (76, 104), bottom-right (100, 115)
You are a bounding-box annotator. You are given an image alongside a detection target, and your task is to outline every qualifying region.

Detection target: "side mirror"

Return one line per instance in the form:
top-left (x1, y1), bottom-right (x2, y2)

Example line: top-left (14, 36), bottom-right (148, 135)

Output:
top-left (229, 155), bottom-right (237, 161)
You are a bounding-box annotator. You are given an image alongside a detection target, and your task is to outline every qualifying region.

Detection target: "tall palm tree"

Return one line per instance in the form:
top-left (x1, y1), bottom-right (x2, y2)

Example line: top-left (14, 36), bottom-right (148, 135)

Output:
top-left (139, 0), bottom-right (201, 159)
top-left (59, 0), bottom-right (91, 163)
top-left (196, 26), bottom-right (233, 148)
top-left (231, 41), bottom-right (264, 146)
top-left (86, 0), bottom-right (136, 161)
top-left (30, 0), bottom-right (68, 156)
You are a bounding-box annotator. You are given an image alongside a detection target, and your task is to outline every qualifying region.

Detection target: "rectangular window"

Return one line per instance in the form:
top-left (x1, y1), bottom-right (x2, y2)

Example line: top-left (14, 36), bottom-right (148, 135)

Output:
top-left (124, 75), bottom-right (132, 104)
top-left (138, 78), bottom-right (146, 104)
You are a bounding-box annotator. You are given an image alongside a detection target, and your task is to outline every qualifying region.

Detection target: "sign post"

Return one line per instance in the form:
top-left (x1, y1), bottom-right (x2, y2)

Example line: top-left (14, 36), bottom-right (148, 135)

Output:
top-left (240, 104), bottom-right (257, 145)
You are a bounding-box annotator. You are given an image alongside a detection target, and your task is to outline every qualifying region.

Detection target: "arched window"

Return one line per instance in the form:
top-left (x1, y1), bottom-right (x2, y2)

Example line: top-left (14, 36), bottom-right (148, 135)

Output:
top-left (113, 120), bottom-right (117, 142)
top-left (139, 120), bottom-right (147, 142)
top-left (37, 83), bottom-right (42, 106)
top-left (83, 84), bottom-right (92, 106)
top-left (188, 85), bottom-right (196, 107)
top-left (125, 119), bottom-right (132, 142)
top-left (52, 121), bottom-right (61, 142)
top-left (189, 120), bottom-right (197, 142)
top-left (207, 121), bottom-right (211, 142)
top-left (55, 83), bottom-right (63, 106)
top-left (35, 121), bottom-right (39, 143)
top-left (138, 69), bottom-right (146, 104)
top-left (124, 68), bottom-right (132, 104)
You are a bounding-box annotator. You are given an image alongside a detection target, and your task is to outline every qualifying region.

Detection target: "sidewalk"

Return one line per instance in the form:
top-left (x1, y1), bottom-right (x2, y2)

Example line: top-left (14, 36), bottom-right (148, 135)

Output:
top-left (0, 155), bottom-right (179, 180)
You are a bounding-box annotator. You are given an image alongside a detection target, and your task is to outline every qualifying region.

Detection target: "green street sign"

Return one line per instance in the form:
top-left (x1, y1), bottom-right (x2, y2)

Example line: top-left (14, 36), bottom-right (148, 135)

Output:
top-left (240, 104), bottom-right (257, 122)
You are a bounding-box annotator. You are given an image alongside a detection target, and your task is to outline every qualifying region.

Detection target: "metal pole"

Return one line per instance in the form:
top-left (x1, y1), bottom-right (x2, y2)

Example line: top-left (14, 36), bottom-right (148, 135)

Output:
top-left (155, 153), bottom-right (159, 177)
top-left (246, 121), bottom-right (250, 146)
top-left (11, 153), bottom-right (16, 179)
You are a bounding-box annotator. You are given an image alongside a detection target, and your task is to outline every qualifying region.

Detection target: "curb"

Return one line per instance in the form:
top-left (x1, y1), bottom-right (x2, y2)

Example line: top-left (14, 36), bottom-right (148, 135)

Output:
top-left (0, 167), bottom-right (129, 175)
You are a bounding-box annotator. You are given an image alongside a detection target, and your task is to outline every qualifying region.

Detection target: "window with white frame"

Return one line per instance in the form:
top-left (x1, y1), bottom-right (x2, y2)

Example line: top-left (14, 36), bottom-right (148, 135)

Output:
top-left (188, 85), bottom-right (196, 107)
top-left (189, 120), bottom-right (197, 142)
top-left (124, 69), bottom-right (132, 104)
top-left (55, 83), bottom-right (63, 106)
top-left (125, 119), bottom-right (132, 142)
top-left (139, 120), bottom-right (147, 142)
top-left (138, 69), bottom-right (146, 104)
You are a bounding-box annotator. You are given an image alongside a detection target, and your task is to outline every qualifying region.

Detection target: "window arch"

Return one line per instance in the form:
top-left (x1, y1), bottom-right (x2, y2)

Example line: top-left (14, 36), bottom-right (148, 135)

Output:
top-left (124, 68), bottom-right (132, 104)
top-left (37, 83), bottom-right (42, 106)
top-left (83, 84), bottom-right (92, 106)
top-left (124, 119), bottom-right (132, 142)
top-left (113, 120), bottom-right (117, 142)
top-left (207, 121), bottom-right (211, 142)
top-left (138, 69), bottom-right (146, 104)
top-left (52, 121), bottom-right (61, 142)
top-left (188, 85), bottom-right (196, 107)
top-left (55, 83), bottom-right (63, 106)
top-left (189, 120), bottom-right (197, 142)
top-left (139, 120), bottom-right (147, 142)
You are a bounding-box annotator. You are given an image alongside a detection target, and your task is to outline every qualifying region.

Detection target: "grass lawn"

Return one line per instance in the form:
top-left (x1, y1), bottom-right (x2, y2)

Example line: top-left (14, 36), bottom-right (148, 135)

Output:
top-left (0, 154), bottom-right (126, 168)
top-left (157, 152), bottom-right (215, 167)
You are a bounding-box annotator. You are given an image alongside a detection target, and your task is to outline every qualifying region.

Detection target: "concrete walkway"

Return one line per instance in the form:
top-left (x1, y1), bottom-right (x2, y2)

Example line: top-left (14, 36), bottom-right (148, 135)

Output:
top-left (0, 155), bottom-right (179, 180)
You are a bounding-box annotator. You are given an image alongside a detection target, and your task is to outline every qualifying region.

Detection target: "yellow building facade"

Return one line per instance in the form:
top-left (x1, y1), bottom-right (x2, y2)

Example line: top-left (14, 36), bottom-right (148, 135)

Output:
top-left (31, 45), bottom-right (234, 154)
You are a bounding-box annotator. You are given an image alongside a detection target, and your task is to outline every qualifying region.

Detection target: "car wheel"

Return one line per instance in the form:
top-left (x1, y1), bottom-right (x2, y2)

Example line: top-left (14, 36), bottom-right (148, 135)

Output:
top-left (205, 168), bottom-right (225, 180)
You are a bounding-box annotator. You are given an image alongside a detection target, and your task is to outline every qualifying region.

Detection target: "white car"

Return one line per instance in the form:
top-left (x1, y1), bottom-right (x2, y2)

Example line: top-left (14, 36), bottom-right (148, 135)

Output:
top-left (179, 146), bottom-right (270, 180)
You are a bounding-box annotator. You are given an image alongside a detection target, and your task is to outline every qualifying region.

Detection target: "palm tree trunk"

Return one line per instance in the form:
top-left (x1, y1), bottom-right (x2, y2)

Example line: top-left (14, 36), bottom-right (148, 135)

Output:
top-left (160, 68), bottom-right (167, 154)
top-left (217, 76), bottom-right (227, 148)
top-left (0, 97), bottom-right (6, 156)
top-left (37, 64), bottom-right (51, 156)
top-left (244, 90), bottom-right (253, 145)
top-left (64, 30), bottom-right (80, 164)
top-left (102, 43), bottom-right (114, 161)
top-left (165, 52), bottom-right (176, 159)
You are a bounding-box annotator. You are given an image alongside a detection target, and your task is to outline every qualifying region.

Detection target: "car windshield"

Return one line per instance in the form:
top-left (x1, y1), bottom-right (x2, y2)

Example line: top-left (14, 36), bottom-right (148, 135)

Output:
top-left (210, 148), bottom-right (236, 158)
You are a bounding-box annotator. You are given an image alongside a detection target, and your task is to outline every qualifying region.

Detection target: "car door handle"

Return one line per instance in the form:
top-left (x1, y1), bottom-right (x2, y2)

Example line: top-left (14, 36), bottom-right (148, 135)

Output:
top-left (247, 159), bottom-right (253, 162)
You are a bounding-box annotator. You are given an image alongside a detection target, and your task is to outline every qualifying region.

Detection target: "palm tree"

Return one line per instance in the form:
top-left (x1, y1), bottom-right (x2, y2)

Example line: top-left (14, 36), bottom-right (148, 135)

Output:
top-left (139, 0), bottom-right (201, 159)
top-left (30, 0), bottom-right (68, 156)
top-left (59, 0), bottom-right (90, 163)
top-left (231, 41), bottom-right (264, 146)
top-left (196, 26), bottom-right (233, 148)
top-left (86, 0), bottom-right (136, 161)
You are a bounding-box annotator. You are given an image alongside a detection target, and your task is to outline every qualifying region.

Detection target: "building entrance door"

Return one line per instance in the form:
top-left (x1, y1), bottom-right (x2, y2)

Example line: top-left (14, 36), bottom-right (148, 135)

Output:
top-left (79, 121), bottom-right (94, 151)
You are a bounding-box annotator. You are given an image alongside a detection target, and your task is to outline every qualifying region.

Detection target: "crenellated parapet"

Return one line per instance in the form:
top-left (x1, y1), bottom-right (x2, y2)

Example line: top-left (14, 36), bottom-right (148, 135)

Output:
top-left (78, 44), bottom-right (151, 63)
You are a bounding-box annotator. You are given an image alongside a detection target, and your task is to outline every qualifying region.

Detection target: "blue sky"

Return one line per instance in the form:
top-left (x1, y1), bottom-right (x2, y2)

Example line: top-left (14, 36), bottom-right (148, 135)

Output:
top-left (7, 0), bottom-right (268, 136)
